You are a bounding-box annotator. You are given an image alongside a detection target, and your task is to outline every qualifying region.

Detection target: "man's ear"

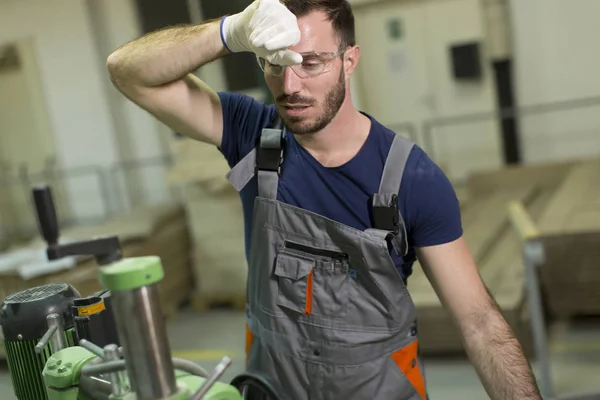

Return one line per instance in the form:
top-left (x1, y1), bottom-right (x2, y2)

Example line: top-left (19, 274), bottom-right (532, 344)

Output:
top-left (344, 45), bottom-right (360, 77)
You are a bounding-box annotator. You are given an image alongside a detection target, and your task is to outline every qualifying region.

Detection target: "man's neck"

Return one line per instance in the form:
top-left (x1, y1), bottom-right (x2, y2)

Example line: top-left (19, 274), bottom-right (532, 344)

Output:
top-left (293, 100), bottom-right (371, 168)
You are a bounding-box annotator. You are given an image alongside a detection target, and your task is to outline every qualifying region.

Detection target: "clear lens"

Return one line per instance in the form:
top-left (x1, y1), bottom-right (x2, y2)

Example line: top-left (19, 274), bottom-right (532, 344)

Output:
top-left (256, 50), bottom-right (343, 79)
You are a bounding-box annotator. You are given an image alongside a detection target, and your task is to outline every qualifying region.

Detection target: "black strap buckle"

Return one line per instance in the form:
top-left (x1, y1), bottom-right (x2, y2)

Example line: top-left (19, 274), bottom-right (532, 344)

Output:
top-left (372, 194), bottom-right (400, 235)
top-left (256, 128), bottom-right (285, 175)
top-left (256, 146), bottom-right (284, 174)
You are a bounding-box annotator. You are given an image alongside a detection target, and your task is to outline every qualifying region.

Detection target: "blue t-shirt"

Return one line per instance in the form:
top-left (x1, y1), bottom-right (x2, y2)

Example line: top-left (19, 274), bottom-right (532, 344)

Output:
top-left (218, 92), bottom-right (463, 281)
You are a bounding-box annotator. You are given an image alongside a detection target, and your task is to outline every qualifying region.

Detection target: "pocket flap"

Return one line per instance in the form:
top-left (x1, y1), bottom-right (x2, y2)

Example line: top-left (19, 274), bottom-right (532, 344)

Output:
top-left (275, 251), bottom-right (314, 280)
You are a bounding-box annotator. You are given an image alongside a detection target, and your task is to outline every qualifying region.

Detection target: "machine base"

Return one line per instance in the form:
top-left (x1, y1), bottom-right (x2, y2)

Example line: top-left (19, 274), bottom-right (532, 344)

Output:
top-left (42, 346), bottom-right (242, 400)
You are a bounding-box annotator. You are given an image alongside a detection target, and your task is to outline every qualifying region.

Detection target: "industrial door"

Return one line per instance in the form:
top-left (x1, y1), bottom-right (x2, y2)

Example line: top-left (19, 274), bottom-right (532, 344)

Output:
top-left (353, 0), bottom-right (503, 182)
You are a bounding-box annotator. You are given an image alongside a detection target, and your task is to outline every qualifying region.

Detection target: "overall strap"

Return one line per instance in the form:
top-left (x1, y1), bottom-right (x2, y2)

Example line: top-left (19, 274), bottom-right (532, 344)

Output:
top-left (366, 134), bottom-right (414, 256)
top-left (379, 134), bottom-right (413, 195)
top-left (257, 115), bottom-right (285, 199)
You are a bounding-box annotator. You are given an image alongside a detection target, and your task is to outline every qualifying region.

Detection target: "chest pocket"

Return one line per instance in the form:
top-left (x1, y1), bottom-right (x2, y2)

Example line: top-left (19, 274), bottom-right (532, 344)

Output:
top-left (274, 241), bottom-right (350, 318)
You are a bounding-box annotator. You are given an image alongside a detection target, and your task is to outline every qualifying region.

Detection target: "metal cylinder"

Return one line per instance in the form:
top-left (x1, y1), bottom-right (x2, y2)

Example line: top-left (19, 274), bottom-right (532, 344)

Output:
top-left (190, 356), bottom-right (232, 400)
top-left (47, 313), bottom-right (66, 353)
top-left (110, 284), bottom-right (177, 400)
top-left (34, 324), bottom-right (57, 354)
top-left (79, 339), bottom-right (106, 358)
top-left (104, 344), bottom-right (129, 397)
top-left (79, 374), bottom-right (112, 400)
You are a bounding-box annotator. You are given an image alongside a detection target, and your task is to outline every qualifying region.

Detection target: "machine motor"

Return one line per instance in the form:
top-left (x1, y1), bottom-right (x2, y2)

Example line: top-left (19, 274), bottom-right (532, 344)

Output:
top-left (0, 185), bottom-right (280, 400)
top-left (0, 283), bottom-right (79, 400)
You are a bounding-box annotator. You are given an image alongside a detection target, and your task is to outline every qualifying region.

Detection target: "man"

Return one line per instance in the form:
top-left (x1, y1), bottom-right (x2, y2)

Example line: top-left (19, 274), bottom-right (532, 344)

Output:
top-left (106, 0), bottom-right (542, 399)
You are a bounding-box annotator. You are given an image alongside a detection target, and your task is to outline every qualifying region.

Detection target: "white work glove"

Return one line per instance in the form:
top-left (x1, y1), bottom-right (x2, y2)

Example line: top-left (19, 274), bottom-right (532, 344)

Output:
top-left (221, 0), bottom-right (303, 66)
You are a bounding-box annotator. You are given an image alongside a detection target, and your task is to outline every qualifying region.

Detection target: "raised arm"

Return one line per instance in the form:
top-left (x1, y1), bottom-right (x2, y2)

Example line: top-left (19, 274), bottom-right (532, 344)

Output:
top-left (106, 20), bottom-right (227, 147)
top-left (106, 0), bottom-right (303, 148)
top-left (404, 150), bottom-right (541, 399)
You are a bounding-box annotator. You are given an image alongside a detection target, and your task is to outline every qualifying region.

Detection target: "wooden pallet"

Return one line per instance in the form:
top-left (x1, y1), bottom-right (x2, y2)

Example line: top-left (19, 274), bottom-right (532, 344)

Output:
top-left (536, 159), bottom-right (600, 234)
top-left (540, 231), bottom-right (600, 318)
top-left (534, 160), bottom-right (600, 318)
top-left (465, 160), bottom-right (576, 198)
top-left (411, 171), bottom-right (559, 356)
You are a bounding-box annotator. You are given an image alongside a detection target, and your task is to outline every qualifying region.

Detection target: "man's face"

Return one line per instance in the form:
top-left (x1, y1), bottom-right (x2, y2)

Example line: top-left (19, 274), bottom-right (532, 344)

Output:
top-left (263, 11), bottom-right (350, 134)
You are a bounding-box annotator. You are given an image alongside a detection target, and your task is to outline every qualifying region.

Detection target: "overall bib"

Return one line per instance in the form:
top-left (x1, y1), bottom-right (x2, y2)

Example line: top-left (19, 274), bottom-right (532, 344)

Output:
top-left (226, 119), bottom-right (428, 400)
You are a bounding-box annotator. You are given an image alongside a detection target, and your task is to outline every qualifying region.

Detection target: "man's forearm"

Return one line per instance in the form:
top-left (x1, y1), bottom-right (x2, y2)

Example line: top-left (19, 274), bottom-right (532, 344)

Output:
top-left (107, 19), bottom-right (228, 88)
top-left (462, 303), bottom-right (542, 400)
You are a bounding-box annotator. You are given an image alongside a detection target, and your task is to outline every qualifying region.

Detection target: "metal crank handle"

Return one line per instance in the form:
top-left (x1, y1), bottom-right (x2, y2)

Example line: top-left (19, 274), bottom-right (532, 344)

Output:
top-left (34, 324), bottom-right (57, 354)
top-left (79, 339), bottom-right (125, 360)
top-left (35, 313), bottom-right (66, 354)
top-left (190, 356), bottom-right (232, 400)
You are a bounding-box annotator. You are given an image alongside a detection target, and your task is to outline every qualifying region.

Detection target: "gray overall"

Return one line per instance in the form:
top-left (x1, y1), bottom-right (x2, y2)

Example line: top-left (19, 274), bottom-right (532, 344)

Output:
top-left (226, 119), bottom-right (428, 400)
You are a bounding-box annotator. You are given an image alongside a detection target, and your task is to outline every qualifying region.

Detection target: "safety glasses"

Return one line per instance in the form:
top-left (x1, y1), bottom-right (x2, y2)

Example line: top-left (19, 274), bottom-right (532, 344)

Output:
top-left (256, 49), bottom-right (346, 78)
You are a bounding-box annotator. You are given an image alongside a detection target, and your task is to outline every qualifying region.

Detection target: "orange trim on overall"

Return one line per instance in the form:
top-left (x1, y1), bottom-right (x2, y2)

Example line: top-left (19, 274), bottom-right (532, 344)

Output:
top-left (391, 340), bottom-right (427, 400)
top-left (245, 323), bottom-right (254, 366)
top-left (304, 269), bottom-right (314, 314)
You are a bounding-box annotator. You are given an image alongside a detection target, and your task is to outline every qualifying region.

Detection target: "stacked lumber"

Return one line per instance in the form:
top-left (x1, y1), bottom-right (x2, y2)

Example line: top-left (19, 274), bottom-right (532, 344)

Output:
top-left (532, 159), bottom-right (600, 317)
top-left (0, 201), bottom-right (193, 322)
top-left (167, 138), bottom-right (247, 312)
top-left (411, 187), bottom-right (533, 355)
top-left (0, 201), bottom-right (193, 360)
top-left (411, 161), bottom-right (570, 356)
top-left (464, 160), bottom-right (576, 198)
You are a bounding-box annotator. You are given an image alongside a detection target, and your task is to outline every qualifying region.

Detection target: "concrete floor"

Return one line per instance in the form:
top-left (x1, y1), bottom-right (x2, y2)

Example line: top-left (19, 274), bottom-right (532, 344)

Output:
top-left (1, 308), bottom-right (600, 400)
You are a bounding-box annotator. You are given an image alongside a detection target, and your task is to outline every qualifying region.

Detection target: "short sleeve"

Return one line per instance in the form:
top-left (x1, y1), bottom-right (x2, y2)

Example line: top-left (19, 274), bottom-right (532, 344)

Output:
top-left (401, 147), bottom-right (463, 247)
top-left (218, 91), bottom-right (277, 168)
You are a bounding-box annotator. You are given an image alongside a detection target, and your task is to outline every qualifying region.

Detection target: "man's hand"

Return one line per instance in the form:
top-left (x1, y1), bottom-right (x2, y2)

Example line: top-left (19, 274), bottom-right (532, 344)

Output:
top-left (221, 0), bottom-right (303, 65)
top-left (416, 236), bottom-right (542, 400)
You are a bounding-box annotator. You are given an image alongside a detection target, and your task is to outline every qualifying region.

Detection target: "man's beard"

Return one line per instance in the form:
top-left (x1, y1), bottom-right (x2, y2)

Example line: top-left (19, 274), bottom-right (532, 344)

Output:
top-left (277, 69), bottom-right (346, 135)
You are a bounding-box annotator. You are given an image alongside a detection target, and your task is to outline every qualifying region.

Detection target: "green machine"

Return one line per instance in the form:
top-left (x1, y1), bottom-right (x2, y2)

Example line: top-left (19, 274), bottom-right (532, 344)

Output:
top-left (0, 186), bottom-right (277, 400)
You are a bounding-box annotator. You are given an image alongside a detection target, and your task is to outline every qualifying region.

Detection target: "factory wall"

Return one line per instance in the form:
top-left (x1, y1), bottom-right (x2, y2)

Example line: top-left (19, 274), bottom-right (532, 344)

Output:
top-left (0, 0), bottom-right (168, 227)
top-left (0, 38), bottom-right (60, 235)
top-left (508, 0), bottom-right (600, 165)
top-left (85, 0), bottom-right (171, 210)
top-left (1, 0), bottom-right (599, 231)
top-left (0, 0), bottom-right (119, 222)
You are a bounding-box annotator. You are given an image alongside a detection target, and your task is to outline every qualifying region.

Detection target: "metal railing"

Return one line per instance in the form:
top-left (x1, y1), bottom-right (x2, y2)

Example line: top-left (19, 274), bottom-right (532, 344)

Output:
top-left (108, 154), bottom-right (174, 214)
top-left (420, 94), bottom-right (600, 181)
top-left (0, 154), bottom-right (174, 246)
top-left (2, 93), bottom-right (600, 245)
top-left (508, 201), bottom-right (600, 400)
top-left (387, 121), bottom-right (420, 144)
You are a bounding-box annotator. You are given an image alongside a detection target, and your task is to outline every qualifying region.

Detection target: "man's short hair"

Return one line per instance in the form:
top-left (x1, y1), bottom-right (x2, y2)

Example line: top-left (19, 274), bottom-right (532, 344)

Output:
top-left (282, 0), bottom-right (356, 50)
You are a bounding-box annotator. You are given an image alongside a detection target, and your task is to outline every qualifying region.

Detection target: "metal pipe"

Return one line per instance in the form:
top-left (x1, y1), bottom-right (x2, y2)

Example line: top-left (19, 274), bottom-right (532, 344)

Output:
top-left (34, 324), bottom-right (57, 354)
top-left (422, 123), bottom-right (435, 159)
top-left (79, 374), bottom-right (112, 400)
top-left (523, 241), bottom-right (554, 400)
top-left (507, 202), bottom-right (554, 398)
top-left (105, 344), bottom-right (129, 397)
top-left (82, 360), bottom-right (126, 376)
top-left (434, 94), bottom-right (600, 127)
top-left (403, 123), bottom-right (420, 146)
top-left (190, 357), bottom-right (232, 400)
top-left (79, 339), bottom-right (106, 359)
top-left (47, 313), bottom-right (66, 353)
top-left (421, 94), bottom-right (600, 164)
top-left (173, 358), bottom-right (209, 378)
top-left (110, 284), bottom-right (178, 400)
top-left (81, 358), bottom-right (209, 379)
top-left (97, 167), bottom-right (116, 218)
